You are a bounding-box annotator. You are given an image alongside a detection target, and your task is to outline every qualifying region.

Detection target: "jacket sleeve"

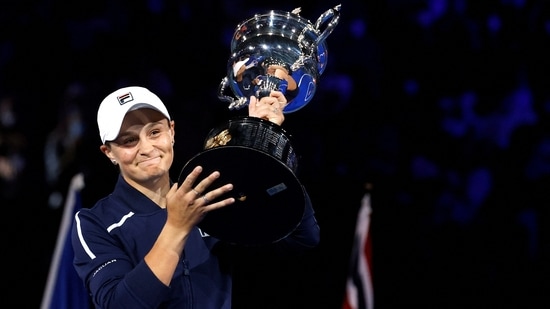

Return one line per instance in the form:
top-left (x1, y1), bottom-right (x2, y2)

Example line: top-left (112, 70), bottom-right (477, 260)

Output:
top-left (272, 188), bottom-right (321, 254)
top-left (71, 209), bottom-right (170, 308)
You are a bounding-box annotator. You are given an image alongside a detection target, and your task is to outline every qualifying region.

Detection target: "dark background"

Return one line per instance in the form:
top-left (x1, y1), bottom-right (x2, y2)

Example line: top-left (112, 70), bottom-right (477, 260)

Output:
top-left (2, 0), bottom-right (550, 307)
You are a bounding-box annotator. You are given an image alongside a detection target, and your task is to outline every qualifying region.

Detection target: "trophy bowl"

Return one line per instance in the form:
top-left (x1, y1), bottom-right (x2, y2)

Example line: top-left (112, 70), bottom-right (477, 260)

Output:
top-left (218, 5), bottom-right (341, 113)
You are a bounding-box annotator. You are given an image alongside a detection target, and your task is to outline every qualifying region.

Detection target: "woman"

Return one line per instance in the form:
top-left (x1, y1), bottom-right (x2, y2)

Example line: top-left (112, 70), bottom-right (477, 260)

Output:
top-left (71, 86), bottom-right (320, 308)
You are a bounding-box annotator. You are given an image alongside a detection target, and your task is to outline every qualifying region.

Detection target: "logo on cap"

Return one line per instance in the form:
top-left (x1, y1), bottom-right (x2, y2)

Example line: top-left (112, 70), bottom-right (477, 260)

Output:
top-left (117, 92), bottom-right (134, 105)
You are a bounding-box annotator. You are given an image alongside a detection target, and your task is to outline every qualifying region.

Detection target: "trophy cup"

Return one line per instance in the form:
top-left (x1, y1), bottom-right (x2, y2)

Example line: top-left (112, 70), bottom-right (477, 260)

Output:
top-left (179, 5), bottom-right (341, 245)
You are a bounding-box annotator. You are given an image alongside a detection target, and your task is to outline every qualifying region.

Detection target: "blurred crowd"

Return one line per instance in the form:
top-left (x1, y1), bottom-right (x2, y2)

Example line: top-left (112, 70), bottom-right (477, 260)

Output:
top-left (2, 0), bottom-right (550, 307)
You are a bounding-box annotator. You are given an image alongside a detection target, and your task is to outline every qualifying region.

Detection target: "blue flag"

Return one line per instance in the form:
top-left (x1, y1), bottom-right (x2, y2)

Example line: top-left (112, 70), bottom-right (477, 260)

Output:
top-left (41, 173), bottom-right (90, 309)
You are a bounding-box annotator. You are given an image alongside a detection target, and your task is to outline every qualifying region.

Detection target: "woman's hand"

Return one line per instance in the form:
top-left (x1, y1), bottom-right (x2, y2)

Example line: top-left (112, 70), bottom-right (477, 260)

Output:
top-left (248, 91), bottom-right (287, 125)
top-left (165, 166), bottom-right (234, 232)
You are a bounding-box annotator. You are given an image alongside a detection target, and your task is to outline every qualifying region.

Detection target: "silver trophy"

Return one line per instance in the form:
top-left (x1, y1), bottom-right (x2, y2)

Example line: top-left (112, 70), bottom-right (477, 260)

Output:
top-left (179, 5), bottom-right (341, 245)
top-left (218, 5), bottom-right (341, 113)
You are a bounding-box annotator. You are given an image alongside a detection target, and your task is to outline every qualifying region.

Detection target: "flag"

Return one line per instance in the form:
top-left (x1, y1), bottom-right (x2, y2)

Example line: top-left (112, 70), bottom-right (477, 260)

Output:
top-left (342, 191), bottom-right (374, 309)
top-left (41, 173), bottom-right (90, 309)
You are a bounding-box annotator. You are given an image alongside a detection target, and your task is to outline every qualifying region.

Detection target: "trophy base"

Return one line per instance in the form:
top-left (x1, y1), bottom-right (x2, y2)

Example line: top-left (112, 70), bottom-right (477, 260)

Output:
top-left (178, 145), bottom-right (305, 245)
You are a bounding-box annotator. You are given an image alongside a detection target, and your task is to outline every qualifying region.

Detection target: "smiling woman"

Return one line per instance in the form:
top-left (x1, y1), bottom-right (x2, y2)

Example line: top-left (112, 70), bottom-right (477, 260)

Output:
top-left (102, 108), bottom-right (175, 192)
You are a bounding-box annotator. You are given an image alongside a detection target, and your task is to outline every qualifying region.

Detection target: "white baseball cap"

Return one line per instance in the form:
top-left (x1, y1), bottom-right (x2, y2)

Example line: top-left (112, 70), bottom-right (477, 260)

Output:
top-left (97, 86), bottom-right (171, 143)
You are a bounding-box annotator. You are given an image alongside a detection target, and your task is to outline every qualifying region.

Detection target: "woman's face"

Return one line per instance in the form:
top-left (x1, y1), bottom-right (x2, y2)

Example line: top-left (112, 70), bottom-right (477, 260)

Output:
top-left (103, 108), bottom-right (175, 187)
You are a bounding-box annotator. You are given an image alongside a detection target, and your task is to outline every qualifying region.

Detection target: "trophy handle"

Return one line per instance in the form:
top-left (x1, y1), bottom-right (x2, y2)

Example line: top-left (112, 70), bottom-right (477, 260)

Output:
top-left (302, 4), bottom-right (341, 76)
top-left (314, 4), bottom-right (342, 49)
top-left (218, 76), bottom-right (248, 110)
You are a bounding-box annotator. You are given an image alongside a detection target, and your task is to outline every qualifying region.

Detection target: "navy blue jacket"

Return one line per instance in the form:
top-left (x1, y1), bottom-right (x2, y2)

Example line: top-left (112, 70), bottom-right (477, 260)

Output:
top-left (72, 175), bottom-right (320, 308)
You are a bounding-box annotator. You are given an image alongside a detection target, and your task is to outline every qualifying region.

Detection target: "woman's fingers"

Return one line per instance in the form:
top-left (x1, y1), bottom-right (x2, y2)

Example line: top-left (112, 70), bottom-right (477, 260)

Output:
top-left (248, 91), bottom-right (286, 125)
top-left (180, 166), bottom-right (203, 190)
top-left (179, 166), bottom-right (234, 206)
